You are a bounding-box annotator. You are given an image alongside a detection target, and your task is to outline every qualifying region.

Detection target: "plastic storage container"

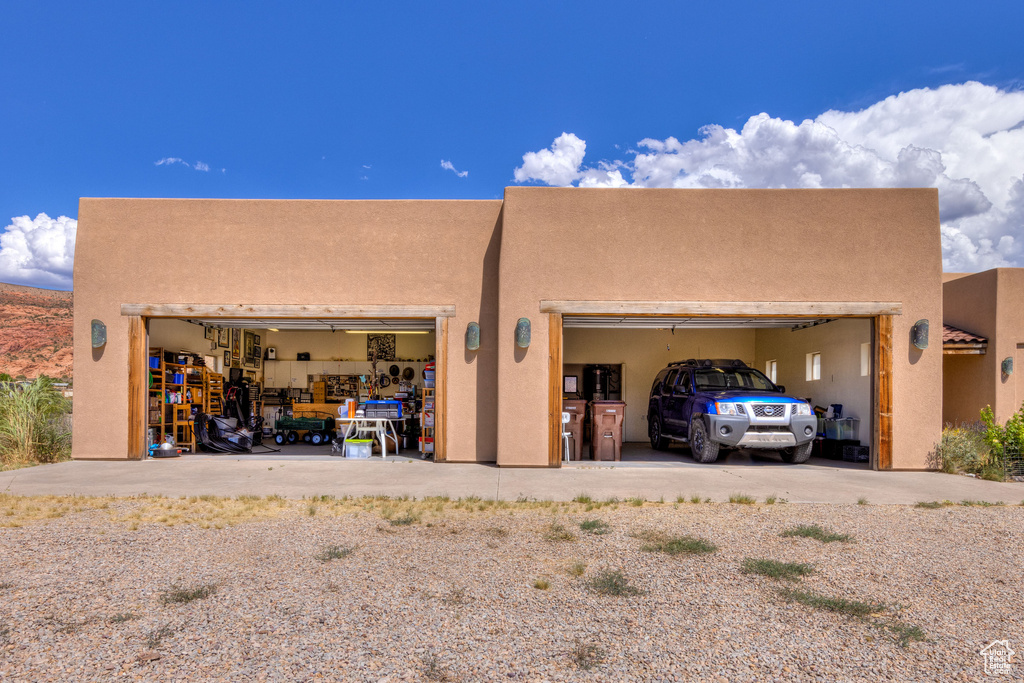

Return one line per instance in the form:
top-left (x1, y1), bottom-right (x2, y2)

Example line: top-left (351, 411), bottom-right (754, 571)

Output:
top-left (346, 438), bottom-right (373, 459)
top-left (824, 418), bottom-right (860, 441)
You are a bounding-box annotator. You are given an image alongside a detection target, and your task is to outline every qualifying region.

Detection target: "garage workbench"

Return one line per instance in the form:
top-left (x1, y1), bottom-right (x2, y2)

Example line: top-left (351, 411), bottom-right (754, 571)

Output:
top-left (336, 417), bottom-right (406, 459)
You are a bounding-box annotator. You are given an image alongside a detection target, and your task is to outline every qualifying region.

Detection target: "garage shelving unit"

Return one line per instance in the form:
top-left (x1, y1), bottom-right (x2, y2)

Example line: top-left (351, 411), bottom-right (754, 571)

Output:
top-left (147, 347), bottom-right (224, 452)
top-left (420, 387), bottom-right (435, 455)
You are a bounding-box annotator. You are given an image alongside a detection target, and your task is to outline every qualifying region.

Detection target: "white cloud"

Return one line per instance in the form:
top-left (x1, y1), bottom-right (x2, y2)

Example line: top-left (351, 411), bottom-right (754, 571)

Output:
top-left (441, 160), bottom-right (469, 178)
top-left (513, 132), bottom-right (586, 186)
top-left (0, 213), bottom-right (77, 290)
top-left (154, 157), bottom-right (218, 172)
top-left (513, 82), bottom-right (1024, 271)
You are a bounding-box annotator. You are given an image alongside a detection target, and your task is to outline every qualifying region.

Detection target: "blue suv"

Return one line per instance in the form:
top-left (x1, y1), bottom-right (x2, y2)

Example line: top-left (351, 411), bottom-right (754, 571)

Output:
top-left (648, 359), bottom-right (817, 463)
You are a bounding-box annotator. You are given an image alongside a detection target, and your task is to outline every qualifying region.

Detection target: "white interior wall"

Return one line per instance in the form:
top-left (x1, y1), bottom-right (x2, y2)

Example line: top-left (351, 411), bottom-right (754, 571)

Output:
top-left (754, 319), bottom-right (872, 444)
top-left (149, 323), bottom-right (438, 386)
top-left (148, 319), bottom-right (231, 375)
top-left (563, 328), bottom-right (756, 441)
top-left (265, 330), bottom-right (435, 362)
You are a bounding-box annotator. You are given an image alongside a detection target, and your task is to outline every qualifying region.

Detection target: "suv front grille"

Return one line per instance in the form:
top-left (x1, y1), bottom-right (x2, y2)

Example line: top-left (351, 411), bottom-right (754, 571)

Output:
top-left (749, 404), bottom-right (788, 418)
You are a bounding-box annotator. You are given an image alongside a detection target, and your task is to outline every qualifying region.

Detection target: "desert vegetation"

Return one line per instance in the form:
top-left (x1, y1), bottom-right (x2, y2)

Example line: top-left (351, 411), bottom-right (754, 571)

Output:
top-left (0, 376), bottom-right (72, 469)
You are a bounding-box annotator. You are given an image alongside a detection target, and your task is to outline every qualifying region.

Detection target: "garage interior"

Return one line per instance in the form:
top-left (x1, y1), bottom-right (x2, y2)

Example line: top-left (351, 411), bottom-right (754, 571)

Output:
top-left (559, 315), bottom-right (874, 468)
top-left (146, 317), bottom-right (437, 459)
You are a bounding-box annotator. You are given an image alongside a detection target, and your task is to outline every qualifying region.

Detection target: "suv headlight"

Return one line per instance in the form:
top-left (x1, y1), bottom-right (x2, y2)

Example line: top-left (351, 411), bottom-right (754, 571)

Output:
top-left (715, 402), bottom-right (743, 416)
top-left (793, 403), bottom-right (812, 416)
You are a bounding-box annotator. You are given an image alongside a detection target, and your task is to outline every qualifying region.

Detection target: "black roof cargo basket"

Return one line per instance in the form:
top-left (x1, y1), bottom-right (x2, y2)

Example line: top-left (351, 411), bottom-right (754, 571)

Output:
top-left (667, 358), bottom-right (749, 368)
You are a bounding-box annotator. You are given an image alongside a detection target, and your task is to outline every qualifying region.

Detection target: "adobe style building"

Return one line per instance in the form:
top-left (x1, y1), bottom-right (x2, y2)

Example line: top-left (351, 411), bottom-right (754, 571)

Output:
top-left (943, 269), bottom-right (1024, 425)
top-left (73, 187), bottom-right (944, 469)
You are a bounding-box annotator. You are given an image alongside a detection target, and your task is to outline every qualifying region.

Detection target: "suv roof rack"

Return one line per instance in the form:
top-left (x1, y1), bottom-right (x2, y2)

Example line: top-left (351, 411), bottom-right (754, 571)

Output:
top-left (667, 358), bottom-right (749, 368)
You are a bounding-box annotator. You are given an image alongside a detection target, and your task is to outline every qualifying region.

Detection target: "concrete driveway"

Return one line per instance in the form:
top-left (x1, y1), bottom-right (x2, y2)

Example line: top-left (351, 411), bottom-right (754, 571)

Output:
top-left (2, 455), bottom-right (1022, 504)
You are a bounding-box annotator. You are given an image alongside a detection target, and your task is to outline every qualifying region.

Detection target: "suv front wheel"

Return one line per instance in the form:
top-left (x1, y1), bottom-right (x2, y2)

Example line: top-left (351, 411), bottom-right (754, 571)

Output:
top-left (780, 441), bottom-right (813, 464)
top-left (689, 419), bottom-right (720, 463)
top-left (649, 416), bottom-right (669, 451)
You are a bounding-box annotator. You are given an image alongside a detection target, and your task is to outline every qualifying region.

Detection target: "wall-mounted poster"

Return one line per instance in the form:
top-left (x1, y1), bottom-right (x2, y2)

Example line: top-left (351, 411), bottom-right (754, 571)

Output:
top-left (254, 357), bottom-right (261, 369)
top-left (218, 328), bottom-right (230, 348)
top-left (367, 333), bottom-right (396, 361)
top-left (231, 328), bottom-right (241, 360)
top-left (223, 350), bottom-right (230, 368)
top-left (243, 330), bottom-right (256, 364)
top-left (204, 326), bottom-right (215, 341)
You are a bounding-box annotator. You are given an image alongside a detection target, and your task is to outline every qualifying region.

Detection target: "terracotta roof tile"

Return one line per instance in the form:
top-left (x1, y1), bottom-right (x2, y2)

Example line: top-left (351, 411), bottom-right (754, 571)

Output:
top-left (943, 324), bottom-right (987, 344)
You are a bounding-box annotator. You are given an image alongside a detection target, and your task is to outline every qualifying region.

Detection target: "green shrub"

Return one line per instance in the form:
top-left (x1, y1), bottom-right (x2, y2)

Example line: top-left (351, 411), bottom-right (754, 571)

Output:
top-left (158, 583), bottom-right (217, 605)
top-left (579, 519), bottom-right (611, 535)
top-left (587, 569), bottom-right (644, 596)
top-left (780, 524), bottom-right (853, 543)
top-left (0, 377), bottom-right (72, 467)
top-left (936, 422), bottom-right (990, 474)
top-left (976, 403), bottom-right (1024, 480)
top-left (641, 534), bottom-right (717, 556)
top-left (741, 557), bottom-right (814, 581)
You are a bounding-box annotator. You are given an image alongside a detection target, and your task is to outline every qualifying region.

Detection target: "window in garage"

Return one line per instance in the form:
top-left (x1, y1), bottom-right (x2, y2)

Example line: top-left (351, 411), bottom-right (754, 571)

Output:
top-left (806, 352), bottom-right (822, 381)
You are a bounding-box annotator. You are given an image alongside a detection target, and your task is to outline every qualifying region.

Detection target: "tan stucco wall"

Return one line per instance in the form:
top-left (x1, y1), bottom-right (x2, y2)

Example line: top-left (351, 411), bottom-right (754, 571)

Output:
top-left (73, 198), bottom-right (502, 462)
top-left (563, 328), bottom-right (756, 441)
top-left (497, 187), bottom-right (942, 469)
top-left (754, 319), bottom-right (873, 443)
top-left (76, 189), bottom-right (943, 470)
top-left (943, 269), bottom-right (1024, 424)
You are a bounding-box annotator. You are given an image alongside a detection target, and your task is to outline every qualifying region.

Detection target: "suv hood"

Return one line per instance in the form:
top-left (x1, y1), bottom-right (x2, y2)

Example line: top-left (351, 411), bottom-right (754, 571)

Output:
top-left (702, 390), bottom-right (804, 403)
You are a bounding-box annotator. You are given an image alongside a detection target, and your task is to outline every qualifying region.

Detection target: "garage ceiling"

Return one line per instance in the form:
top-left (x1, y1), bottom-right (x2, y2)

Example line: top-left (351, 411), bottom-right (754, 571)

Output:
top-left (179, 317), bottom-right (436, 331)
top-left (562, 315), bottom-right (838, 330)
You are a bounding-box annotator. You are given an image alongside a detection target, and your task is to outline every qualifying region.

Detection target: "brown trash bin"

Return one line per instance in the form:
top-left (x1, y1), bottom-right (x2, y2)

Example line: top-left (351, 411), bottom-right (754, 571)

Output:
top-left (589, 400), bottom-right (626, 461)
top-left (562, 399), bottom-right (588, 460)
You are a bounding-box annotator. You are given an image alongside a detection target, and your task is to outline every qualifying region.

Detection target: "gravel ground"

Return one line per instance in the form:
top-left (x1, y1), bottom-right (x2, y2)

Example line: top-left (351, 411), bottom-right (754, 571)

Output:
top-left (0, 497), bottom-right (1021, 682)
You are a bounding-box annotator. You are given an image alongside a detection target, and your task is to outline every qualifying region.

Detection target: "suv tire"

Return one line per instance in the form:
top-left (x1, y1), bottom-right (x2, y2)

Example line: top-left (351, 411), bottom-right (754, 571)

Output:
top-left (689, 419), bottom-right (720, 463)
top-left (780, 441), bottom-right (813, 464)
top-left (649, 416), bottom-right (669, 451)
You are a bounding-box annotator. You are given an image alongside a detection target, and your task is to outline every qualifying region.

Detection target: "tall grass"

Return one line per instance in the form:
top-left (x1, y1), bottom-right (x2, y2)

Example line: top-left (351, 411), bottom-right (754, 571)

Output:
top-left (0, 377), bottom-right (72, 468)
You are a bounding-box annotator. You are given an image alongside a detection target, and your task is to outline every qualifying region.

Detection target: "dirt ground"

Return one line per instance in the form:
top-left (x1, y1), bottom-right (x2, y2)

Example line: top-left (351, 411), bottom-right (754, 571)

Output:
top-left (1, 494), bottom-right (1021, 681)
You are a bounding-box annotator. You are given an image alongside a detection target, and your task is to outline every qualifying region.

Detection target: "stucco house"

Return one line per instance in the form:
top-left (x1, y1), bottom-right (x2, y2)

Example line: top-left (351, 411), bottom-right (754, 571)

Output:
top-left (73, 187), bottom-right (945, 469)
top-left (943, 269), bottom-right (1024, 425)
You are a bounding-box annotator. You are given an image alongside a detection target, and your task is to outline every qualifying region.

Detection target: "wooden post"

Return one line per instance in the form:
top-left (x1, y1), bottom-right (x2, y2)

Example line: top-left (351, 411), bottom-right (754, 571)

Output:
top-left (548, 313), bottom-right (563, 467)
top-left (433, 316), bottom-right (448, 462)
top-left (875, 315), bottom-right (894, 470)
top-left (127, 316), bottom-right (148, 460)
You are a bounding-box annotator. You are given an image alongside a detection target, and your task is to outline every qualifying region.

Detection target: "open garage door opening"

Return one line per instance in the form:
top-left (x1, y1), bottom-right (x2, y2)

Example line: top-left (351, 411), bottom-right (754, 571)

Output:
top-left (135, 310), bottom-right (445, 461)
top-left (555, 311), bottom-right (883, 470)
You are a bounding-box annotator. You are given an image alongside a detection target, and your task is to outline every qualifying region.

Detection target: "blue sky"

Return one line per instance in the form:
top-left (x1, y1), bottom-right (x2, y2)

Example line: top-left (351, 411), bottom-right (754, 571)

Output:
top-left (2, 1), bottom-right (1024, 289)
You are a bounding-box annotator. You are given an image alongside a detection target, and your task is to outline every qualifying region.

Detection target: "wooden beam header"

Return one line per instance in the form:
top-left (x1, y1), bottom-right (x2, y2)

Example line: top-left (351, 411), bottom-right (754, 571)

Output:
top-left (121, 303), bottom-right (456, 318)
top-left (540, 300), bottom-right (903, 317)
top-left (943, 344), bottom-right (987, 355)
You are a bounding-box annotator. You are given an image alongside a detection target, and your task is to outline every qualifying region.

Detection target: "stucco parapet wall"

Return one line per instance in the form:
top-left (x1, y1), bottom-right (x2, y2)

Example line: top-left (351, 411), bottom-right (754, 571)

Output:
top-left (120, 304), bottom-right (456, 318)
top-left (540, 301), bottom-right (903, 316)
